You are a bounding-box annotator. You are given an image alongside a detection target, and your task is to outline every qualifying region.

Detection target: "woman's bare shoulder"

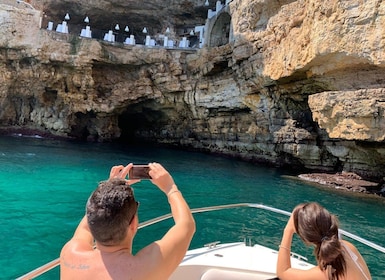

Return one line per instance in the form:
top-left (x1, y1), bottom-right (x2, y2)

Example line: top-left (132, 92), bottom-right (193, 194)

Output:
top-left (341, 240), bottom-right (360, 255)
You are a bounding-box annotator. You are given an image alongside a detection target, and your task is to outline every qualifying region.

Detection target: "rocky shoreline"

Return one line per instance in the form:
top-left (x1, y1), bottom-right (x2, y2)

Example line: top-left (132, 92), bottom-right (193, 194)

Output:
top-left (297, 171), bottom-right (385, 197)
top-left (0, 126), bottom-right (74, 141)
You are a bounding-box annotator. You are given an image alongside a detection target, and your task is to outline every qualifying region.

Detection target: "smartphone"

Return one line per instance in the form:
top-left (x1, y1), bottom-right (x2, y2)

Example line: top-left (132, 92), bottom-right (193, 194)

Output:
top-left (129, 165), bottom-right (151, 179)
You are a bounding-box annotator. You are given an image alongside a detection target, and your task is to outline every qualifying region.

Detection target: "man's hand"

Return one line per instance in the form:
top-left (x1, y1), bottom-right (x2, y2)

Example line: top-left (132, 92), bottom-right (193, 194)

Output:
top-left (148, 163), bottom-right (176, 194)
top-left (109, 164), bottom-right (140, 185)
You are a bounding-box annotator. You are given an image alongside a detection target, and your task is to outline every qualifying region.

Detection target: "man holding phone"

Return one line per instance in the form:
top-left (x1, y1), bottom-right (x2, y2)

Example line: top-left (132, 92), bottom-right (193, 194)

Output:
top-left (60, 162), bottom-right (196, 280)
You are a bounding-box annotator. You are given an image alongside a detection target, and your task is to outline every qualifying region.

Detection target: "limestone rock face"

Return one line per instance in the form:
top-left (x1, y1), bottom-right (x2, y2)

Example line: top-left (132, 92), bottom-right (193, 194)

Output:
top-left (308, 89), bottom-right (385, 142)
top-left (1, 0), bottom-right (385, 182)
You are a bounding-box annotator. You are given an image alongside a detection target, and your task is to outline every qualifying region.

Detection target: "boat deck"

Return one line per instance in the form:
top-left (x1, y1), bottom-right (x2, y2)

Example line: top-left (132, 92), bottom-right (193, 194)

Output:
top-left (169, 242), bottom-right (314, 280)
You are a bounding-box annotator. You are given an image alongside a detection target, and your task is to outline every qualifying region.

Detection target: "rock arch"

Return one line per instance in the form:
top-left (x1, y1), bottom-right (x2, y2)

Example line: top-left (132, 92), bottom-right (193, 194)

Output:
top-left (205, 9), bottom-right (233, 48)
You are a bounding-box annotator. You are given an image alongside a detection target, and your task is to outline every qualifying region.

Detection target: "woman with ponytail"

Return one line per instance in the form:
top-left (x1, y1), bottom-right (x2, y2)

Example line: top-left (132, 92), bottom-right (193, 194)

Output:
top-left (276, 202), bottom-right (371, 280)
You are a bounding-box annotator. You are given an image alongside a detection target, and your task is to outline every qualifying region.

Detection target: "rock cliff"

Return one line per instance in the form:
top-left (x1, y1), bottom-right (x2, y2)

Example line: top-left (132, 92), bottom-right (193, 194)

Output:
top-left (1, 0), bottom-right (385, 184)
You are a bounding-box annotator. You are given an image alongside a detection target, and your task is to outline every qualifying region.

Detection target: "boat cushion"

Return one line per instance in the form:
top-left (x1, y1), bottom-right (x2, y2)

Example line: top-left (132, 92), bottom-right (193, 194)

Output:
top-left (201, 268), bottom-right (275, 280)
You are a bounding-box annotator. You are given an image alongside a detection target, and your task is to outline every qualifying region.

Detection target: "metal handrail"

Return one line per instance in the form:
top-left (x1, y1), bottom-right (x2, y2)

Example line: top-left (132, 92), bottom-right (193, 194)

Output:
top-left (16, 203), bottom-right (385, 279)
top-left (16, 259), bottom-right (60, 280)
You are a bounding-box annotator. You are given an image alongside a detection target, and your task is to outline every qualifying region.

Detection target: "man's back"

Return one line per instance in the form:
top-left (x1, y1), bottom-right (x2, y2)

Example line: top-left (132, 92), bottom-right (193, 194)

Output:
top-left (61, 240), bottom-right (141, 280)
top-left (60, 163), bottom-right (195, 280)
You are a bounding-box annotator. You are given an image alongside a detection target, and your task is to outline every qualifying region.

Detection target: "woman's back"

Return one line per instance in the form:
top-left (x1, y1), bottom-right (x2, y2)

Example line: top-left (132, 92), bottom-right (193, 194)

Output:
top-left (276, 202), bottom-right (372, 280)
top-left (340, 240), bottom-right (371, 280)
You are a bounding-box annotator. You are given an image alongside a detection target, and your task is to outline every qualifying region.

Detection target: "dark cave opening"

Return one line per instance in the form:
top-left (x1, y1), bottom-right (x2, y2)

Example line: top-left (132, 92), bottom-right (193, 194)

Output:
top-left (118, 112), bottom-right (146, 143)
top-left (69, 111), bottom-right (96, 141)
top-left (117, 107), bottom-right (166, 144)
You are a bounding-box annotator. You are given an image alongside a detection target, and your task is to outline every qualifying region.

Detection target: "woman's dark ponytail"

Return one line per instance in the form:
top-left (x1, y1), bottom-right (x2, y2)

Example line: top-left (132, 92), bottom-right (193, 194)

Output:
top-left (317, 231), bottom-right (346, 280)
top-left (294, 203), bottom-right (346, 280)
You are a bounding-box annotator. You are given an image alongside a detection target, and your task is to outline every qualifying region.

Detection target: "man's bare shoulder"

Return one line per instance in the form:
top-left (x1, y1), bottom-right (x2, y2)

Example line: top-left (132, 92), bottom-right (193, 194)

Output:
top-left (62, 236), bottom-right (94, 253)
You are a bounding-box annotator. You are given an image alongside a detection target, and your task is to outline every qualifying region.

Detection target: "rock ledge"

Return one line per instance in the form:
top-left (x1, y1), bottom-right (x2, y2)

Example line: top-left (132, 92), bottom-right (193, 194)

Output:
top-left (298, 172), bottom-right (382, 195)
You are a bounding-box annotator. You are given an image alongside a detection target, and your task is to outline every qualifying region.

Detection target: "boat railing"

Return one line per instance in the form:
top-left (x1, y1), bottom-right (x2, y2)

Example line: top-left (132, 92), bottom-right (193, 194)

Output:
top-left (16, 202), bottom-right (385, 279)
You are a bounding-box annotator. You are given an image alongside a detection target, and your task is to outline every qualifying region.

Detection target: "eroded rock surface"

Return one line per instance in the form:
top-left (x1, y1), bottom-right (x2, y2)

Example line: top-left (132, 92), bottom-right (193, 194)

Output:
top-left (1, 0), bottom-right (385, 187)
top-left (308, 89), bottom-right (385, 142)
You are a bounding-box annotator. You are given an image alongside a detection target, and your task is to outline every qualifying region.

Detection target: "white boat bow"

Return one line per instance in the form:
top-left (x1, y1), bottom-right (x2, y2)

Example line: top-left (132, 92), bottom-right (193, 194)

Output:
top-left (170, 241), bottom-right (313, 280)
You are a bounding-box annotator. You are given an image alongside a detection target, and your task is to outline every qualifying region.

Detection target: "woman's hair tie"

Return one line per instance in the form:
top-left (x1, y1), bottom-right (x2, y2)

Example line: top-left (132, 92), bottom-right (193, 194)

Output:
top-left (321, 235), bottom-right (329, 242)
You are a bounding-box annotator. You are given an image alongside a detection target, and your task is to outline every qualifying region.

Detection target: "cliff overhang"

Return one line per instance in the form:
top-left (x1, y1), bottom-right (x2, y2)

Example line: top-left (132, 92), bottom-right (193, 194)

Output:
top-left (1, 0), bottom-right (385, 189)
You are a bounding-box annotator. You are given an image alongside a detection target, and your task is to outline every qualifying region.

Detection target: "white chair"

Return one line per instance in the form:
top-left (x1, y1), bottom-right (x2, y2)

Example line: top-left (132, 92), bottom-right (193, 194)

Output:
top-left (47, 21), bottom-right (53, 31)
top-left (80, 26), bottom-right (92, 38)
top-left (103, 30), bottom-right (115, 42)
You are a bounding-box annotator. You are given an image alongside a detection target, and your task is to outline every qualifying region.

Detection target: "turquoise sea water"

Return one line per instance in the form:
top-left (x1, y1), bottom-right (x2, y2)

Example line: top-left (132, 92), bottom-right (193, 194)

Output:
top-left (0, 135), bottom-right (384, 279)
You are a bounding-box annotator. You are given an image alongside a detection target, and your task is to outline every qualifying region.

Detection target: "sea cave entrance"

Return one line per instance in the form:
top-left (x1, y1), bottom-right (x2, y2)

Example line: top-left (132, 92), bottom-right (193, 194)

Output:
top-left (117, 105), bottom-right (166, 144)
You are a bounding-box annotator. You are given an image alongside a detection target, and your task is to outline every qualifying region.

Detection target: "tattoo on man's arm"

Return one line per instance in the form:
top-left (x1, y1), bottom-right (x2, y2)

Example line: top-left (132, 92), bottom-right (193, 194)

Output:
top-left (63, 261), bottom-right (90, 270)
